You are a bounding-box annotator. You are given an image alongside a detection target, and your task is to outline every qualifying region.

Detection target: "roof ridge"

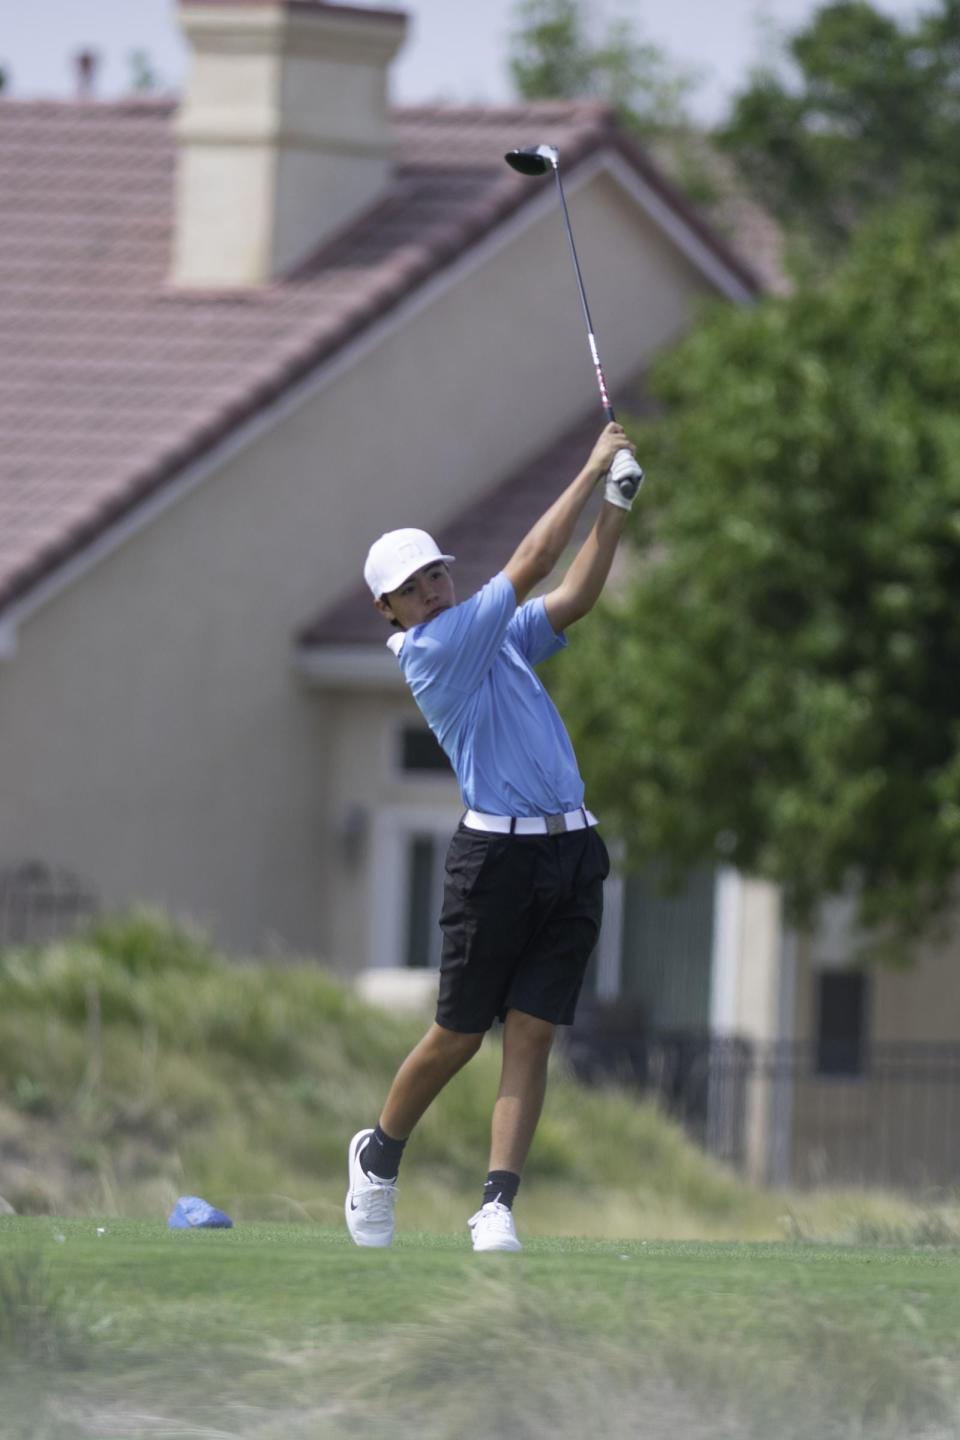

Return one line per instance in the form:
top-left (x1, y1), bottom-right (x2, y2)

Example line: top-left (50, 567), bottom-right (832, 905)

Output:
top-left (0, 96), bottom-right (615, 123)
top-left (0, 96), bottom-right (177, 115)
top-left (395, 99), bottom-right (615, 121)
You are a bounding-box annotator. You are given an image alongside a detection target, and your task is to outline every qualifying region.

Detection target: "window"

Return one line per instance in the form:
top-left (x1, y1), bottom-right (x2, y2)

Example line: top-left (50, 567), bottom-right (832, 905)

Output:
top-left (404, 833), bottom-right (447, 968)
top-left (399, 724), bottom-right (452, 775)
top-left (816, 970), bottom-right (868, 1076)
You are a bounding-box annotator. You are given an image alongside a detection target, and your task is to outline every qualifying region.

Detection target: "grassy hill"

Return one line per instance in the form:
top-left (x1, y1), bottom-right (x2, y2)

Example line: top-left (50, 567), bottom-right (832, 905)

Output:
top-left (0, 913), bottom-right (769, 1237)
top-left (0, 912), bottom-right (956, 1245)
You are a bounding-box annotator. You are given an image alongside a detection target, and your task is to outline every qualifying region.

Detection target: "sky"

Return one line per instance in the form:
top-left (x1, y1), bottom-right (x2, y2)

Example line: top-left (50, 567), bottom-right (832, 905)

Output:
top-left (1, 0), bottom-right (930, 125)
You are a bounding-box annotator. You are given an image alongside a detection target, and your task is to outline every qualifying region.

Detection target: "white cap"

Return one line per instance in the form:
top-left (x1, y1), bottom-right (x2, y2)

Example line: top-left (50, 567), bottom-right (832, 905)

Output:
top-left (363, 528), bottom-right (455, 598)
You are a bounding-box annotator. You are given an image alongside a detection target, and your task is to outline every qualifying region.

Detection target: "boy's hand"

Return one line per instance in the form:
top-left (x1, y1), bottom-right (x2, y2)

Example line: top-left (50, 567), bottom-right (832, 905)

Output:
top-left (604, 450), bottom-right (644, 510)
top-left (587, 422), bottom-right (636, 481)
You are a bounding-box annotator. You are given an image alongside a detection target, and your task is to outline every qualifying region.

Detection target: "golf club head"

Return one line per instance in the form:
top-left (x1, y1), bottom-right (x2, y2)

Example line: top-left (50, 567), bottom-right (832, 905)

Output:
top-left (504, 144), bottom-right (559, 177)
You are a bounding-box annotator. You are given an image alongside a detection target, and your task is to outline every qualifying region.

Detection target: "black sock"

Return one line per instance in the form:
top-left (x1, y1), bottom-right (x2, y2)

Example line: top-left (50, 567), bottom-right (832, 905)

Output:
top-left (361, 1123), bottom-right (406, 1181)
top-left (483, 1170), bottom-right (520, 1210)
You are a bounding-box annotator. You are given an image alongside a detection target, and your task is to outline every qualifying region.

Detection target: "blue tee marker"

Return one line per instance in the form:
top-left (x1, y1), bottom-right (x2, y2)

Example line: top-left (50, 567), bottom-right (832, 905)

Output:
top-left (168, 1195), bottom-right (233, 1229)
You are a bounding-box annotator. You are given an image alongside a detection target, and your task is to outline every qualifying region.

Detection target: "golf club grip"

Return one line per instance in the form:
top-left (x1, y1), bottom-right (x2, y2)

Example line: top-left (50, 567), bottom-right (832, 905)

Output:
top-left (610, 448), bottom-right (644, 500)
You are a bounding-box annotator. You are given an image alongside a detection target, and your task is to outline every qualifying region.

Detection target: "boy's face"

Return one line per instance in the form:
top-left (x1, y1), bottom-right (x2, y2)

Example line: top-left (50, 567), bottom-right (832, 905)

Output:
top-left (375, 560), bottom-right (455, 631)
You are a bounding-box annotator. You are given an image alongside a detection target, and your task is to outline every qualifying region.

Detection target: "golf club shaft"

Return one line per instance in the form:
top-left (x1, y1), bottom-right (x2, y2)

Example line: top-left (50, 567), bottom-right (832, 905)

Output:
top-left (552, 166), bottom-right (642, 500)
top-left (553, 169), bottom-right (613, 421)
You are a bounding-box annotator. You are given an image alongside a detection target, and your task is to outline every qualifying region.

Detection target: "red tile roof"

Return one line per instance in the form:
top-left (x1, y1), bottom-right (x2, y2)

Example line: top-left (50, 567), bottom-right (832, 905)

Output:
top-left (184, 0), bottom-right (405, 14)
top-left (0, 97), bottom-right (762, 617)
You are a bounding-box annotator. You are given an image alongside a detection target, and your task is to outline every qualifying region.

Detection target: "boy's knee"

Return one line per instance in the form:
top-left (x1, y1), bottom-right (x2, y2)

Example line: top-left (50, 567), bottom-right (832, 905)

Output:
top-left (505, 1009), bottom-right (556, 1054)
top-left (430, 1023), bottom-right (484, 1065)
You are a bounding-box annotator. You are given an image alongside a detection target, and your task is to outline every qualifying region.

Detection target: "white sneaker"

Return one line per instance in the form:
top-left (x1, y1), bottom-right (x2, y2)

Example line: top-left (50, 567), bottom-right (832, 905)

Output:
top-left (345, 1128), bottom-right (398, 1247)
top-left (468, 1200), bottom-right (522, 1252)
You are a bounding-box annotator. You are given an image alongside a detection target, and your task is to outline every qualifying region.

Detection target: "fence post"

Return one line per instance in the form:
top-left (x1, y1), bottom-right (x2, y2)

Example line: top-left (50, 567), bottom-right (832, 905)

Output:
top-left (767, 926), bottom-right (798, 1186)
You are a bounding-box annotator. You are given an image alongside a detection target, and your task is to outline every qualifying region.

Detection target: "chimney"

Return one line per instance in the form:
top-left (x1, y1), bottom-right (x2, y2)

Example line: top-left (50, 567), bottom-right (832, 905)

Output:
top-left (172, 1), bottom-right (408, 288)
top-left (74, 50), bottom-right (99, 99)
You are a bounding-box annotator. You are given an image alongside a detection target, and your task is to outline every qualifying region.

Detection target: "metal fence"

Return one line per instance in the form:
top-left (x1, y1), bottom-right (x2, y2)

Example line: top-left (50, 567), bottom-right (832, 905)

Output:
top-left (0, 860), bottom-right (99, 949)
top-left (566, 1019), bottom-right (960, 1191)
top-left (756, 1041), bottom-right (960, 1191)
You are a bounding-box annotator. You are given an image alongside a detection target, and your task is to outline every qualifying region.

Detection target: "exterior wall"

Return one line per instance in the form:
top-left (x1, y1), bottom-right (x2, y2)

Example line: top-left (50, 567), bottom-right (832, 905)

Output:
top-left (872, 934), bottom-right (960, 1043)
top-left (794, 914), bottom-right (960, 1046)
top-left (785, 915), bottom-right (960, 1187)
top-left (0, 463), bottom-right (340, 957)
top-left (1, 165), bottom-right (719, 958)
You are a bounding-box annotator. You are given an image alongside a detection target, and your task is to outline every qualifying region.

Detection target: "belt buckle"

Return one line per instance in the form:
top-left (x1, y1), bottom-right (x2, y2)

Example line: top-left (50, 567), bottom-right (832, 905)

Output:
top-left (545, 813), bottom-right (566, 837)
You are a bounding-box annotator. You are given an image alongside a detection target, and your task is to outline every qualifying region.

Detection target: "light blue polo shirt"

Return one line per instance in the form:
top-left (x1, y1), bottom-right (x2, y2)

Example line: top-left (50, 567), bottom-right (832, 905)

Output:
top-left (387, 571), bottom-right (586, 816)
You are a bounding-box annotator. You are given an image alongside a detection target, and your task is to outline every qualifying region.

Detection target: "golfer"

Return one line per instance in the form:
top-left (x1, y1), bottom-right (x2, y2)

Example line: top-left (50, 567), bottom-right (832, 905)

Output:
top-left (347, 421), bottom-right (639, 1251)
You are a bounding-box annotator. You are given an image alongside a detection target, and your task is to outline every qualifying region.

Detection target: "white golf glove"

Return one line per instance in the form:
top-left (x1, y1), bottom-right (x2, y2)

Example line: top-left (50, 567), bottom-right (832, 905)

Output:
top-left (604, 449), bottom-right (644, 510)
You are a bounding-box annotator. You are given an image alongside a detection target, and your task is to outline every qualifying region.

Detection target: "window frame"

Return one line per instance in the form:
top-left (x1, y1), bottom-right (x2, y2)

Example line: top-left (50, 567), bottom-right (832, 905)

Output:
top-left (368, 804), bottom-right (463, 970)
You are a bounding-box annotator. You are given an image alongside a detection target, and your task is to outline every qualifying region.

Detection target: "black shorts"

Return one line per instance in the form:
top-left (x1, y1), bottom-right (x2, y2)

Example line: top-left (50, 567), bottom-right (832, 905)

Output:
top-left (435, 822), bottom-right (610, 1033)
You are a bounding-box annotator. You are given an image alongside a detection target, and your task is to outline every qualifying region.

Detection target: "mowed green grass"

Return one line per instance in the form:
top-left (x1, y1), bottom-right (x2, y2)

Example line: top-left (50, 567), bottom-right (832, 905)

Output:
top-left (1, 1218), bottom-right (959, 1440)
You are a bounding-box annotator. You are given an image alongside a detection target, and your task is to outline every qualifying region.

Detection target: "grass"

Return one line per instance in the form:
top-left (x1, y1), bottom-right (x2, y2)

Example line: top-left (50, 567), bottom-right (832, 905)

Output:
top-left (3, 915), bottom-right (960, 1438)
top-left (0, 1220), bottom-right (959, 1440)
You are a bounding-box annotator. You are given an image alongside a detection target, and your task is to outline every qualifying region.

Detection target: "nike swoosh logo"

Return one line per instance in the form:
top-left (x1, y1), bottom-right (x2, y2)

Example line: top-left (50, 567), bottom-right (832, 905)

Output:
top-left (349, 1198), bottom-right (359, 1210)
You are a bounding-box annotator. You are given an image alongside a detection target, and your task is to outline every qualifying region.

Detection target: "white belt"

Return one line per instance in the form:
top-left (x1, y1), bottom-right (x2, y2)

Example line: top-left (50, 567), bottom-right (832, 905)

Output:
top-left (462, 807), bottom-right (598, 836)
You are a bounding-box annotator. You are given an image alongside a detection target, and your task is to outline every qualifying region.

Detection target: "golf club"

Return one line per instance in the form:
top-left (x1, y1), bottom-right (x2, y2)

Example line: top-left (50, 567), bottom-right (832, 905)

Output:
top-left (504, 144), bottom-right (644, 501)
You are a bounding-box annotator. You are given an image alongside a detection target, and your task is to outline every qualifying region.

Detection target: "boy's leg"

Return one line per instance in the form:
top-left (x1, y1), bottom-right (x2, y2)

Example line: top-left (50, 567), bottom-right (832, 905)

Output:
top-left (469, 1010), bottom-right (555, 1254)
top-left (380, 1021), bottom-right (484, 1140)
top-left (477, 828), bottom-right (607, 1208)
top-left (346, 1021), bottom-right (482, 1248)
top-left (489, 1009), bottom-right (555, 1175)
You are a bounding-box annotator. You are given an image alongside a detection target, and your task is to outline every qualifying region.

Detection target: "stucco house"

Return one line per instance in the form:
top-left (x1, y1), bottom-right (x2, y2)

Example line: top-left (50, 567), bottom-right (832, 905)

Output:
top-left (3, 0), bottom-right (955, 1190)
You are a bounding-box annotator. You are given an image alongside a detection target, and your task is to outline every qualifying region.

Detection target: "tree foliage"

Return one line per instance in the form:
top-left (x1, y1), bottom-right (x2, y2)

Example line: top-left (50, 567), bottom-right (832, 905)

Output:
top-left (720, 0), bottom-right (960, 261)
top-left (550, 206), bottom-right (960, 953)
top-left (508, 0), bottom-right (695, 137)
top-left (128, 50), bottom-right (160, 95)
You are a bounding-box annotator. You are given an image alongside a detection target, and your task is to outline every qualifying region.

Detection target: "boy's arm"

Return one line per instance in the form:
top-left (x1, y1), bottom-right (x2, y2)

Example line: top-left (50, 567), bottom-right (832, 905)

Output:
top-left (543, 502), bottom-right (628, 633)
top-left (503, 423), bottom-right (633, 604)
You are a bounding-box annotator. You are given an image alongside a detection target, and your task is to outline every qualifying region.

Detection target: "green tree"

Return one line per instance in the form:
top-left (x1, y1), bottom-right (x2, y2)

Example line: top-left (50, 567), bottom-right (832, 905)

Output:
top-left (508, 0), bottom-right (695, 138)
top-left (721, 1), bottom-right (960, 262)
top-left (550, 205), bottom-right (960, 956)
top-left (128, 49), bottom-right (159, 94)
